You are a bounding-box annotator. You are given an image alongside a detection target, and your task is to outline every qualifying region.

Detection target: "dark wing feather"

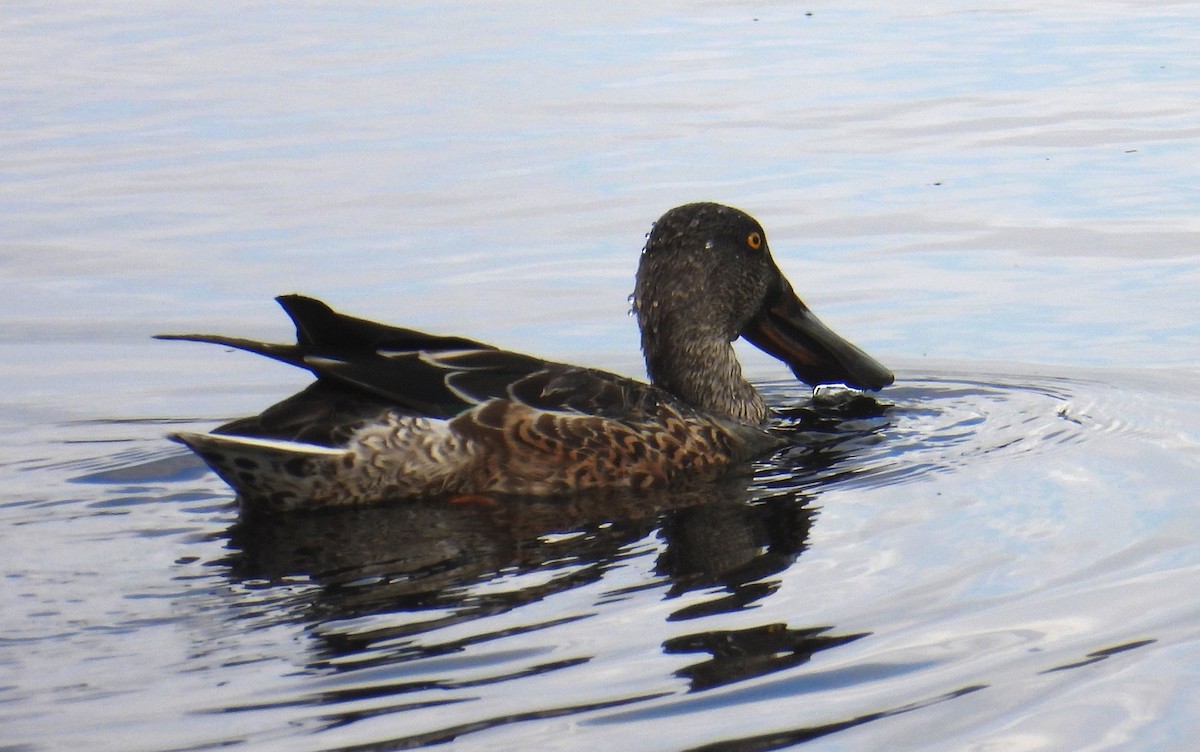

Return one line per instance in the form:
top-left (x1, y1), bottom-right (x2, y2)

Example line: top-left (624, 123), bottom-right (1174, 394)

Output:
top-left (276, 294), bottom-right (491, 353)
top-left (504, 366), bottom-right (670, 420)
top-left (211, 380), bottom-right (400, 445)
top-left (298, 349), bottom-right (543, 417)
top-left (158, 295), bottom-right (514, 418)
top-left (158, 295), bottom-right (674, 443)
top-left (158, 293), bottom-right (667, 424)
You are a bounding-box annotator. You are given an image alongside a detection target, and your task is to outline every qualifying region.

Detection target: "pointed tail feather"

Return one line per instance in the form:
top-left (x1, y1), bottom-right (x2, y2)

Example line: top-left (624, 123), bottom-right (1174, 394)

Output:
top-left (154, 333), bottom-right (305, 369)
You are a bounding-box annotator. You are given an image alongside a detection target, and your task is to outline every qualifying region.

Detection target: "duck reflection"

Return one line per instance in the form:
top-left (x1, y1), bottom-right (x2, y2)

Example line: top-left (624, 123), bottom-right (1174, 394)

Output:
top-left (222, 479), bottom-right (806, 631)
top-left (221, 482), bottom-right (863, 692)
top-left (216, 392), bottom-right (889, 697)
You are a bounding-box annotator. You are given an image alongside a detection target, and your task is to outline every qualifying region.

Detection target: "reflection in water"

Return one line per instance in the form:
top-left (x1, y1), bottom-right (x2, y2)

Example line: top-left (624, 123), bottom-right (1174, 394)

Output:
top-left (11, 368), bottom-right (1190, 751)
top-left (207, 391), bottom-right (895, 741)
top-left (664, 624), bottom-right (868, 692)
top-left (220, 389), bottom-right (895, 610)
top-left (681, 684), bottom-right (989, 752)
top-left (6, 0), bottom-right (1200, 746)
top-left (185, 373), bottom-right (1145, 748)
top-left (1039, 638), bottom-right (1158, 675)
top-left (657, 494), bottom-right (818, 619)
top-left (223, 483), bottom-right (825, 658)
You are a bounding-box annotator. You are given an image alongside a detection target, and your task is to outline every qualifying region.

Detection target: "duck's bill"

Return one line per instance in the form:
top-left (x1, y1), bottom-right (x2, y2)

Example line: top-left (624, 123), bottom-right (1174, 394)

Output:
top-left (742, 285), bottom-right (894, 392)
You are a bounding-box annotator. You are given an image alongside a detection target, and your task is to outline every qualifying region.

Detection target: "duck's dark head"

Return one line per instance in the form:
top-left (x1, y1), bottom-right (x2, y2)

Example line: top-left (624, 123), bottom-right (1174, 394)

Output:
top-left (633, 202), bottom-right (893, 422)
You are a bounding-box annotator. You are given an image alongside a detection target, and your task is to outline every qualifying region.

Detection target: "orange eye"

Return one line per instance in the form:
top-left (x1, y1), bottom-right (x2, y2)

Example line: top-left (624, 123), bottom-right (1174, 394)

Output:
top-left (746, 232), bottom-right (762, 250)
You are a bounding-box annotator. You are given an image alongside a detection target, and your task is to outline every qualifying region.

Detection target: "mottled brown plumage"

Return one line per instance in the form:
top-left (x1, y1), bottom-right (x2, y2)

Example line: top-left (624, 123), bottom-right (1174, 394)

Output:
top-left (162, 203), bottom-right (892, 512)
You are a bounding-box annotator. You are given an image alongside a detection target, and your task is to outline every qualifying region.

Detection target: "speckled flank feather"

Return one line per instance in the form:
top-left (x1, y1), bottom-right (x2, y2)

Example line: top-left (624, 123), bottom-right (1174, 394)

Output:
top-left (161, 203), bottom-right (892, 511)
top-left (172, 399), bottom-right (777, 512)
top-left (446, 399), bottom-right (772, 495)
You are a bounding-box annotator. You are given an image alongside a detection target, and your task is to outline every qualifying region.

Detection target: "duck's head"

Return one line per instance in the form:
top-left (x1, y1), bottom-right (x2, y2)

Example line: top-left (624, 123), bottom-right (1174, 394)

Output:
top-left (633, 202), bottom-right (893, 422)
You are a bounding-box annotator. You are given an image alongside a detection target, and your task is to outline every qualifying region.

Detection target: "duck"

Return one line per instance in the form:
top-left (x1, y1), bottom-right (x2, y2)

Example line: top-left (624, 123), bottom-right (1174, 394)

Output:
top-left (161, 202), bottom-right (893, 512)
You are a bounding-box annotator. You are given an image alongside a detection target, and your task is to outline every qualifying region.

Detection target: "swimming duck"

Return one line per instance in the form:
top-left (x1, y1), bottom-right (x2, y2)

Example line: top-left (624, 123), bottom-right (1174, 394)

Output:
top-left (162, 203), bottom-right (892, 512)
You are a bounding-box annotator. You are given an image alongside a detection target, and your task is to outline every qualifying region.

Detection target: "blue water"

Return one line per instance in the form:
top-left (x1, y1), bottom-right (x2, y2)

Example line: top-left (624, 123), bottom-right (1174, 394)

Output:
top-left (3, 3), bottom-right (1200, 750)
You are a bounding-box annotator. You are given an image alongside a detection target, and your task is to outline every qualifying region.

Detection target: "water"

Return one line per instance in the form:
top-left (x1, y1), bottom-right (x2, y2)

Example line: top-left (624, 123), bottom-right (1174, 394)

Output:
top-left (2, 3), bottom-right (1199, 750)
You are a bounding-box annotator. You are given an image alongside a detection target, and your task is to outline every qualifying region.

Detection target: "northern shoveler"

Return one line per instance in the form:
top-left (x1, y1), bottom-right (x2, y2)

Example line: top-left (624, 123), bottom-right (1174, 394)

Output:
top-left (161, 203), bottom-right (893, 512)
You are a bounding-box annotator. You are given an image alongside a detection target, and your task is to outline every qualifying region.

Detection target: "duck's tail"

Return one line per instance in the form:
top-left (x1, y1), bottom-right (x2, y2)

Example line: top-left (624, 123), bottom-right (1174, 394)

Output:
top-left (170, 431), bottom-right (351, 513)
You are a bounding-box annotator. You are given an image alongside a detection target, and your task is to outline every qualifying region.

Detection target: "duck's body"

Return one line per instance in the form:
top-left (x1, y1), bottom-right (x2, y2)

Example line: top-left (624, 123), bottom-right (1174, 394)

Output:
top-left (166, 299), bottom-right (779, 511)
top-left (163, 203), bottom-right (892, 512)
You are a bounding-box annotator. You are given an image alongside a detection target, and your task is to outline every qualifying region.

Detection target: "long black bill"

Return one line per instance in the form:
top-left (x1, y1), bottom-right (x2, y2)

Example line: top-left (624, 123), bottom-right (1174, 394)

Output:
top-left (741, 282), bottom-right (894, 391)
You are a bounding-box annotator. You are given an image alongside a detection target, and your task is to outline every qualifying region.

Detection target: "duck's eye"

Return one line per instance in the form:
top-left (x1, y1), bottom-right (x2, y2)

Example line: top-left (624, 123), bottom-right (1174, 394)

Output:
top-left (746, 231), bottom-right (762, 250)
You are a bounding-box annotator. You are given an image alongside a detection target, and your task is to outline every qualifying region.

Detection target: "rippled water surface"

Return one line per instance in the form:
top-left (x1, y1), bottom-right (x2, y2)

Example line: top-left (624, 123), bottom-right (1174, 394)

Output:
top-left (3, 3), bottom-right (1200, 751)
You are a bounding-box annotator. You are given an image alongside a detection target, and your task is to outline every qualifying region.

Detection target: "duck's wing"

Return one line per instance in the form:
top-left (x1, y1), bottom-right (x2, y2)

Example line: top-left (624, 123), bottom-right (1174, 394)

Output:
top-left (159, 295), bottom-right (540, 417)
top-left (159, 295), bottom-right (670, 443)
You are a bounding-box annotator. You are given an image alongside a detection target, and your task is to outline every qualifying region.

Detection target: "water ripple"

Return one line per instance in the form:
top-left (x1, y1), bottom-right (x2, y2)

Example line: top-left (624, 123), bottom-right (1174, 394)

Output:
top-left (4, 369), bottom-right (1199, 751)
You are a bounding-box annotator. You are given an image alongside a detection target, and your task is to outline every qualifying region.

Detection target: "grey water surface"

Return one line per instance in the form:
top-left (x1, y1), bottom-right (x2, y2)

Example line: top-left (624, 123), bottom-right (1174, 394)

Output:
top-left (3, 3), bottom-right (1200, 751)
